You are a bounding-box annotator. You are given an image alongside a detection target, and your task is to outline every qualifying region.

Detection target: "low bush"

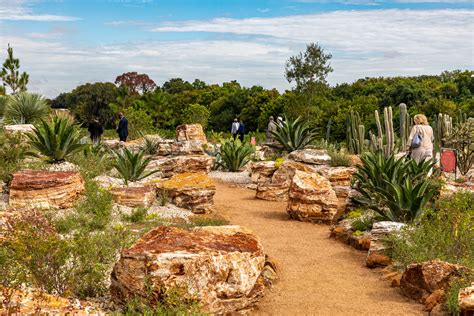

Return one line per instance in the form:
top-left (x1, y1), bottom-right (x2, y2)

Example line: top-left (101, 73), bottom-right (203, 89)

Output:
top-left (219, 139), bottom-right (254, 172)
top-left (122, 207), bottom-right (148, 223)
top-left (112, 148), bottom-right (159, 185)
top-left (350, 217), bottom-right (374, 232)
top-left (328, 149), bottom-right (352, 167)
top-left (0, 132), bottom-right (29, 183)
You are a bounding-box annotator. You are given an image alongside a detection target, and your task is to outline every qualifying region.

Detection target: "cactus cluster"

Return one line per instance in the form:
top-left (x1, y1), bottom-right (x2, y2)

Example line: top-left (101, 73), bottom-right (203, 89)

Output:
top-left (347, 111), bottom-right (365, 154)
top-left (399, 103), bottom-right (412, 151)
top-left (368, 106), bottom-right (396, 157)
top-left (433, 113), bottom-right (453, 150)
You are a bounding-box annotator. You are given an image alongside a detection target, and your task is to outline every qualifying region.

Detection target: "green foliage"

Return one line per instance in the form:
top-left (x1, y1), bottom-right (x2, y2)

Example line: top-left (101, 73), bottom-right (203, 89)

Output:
top-left (219, 139), bottom-right (255, 172)
top-left (188, 216), bottom-right (228, 227)
top-left (182, 103), bottom-right (210, 128)
top-left (444, 118), bottom-right (474, 175)
top-left (112, 147), bottom-right (158, 185)
top-left (445, 276), bottom-right (473, 315)
top-left (328, 149), bottom-right (352, 167)
top-left (347, 111), bottom-right (365, 154)
top-left (0, 45), bottom-right (29, 94)
top-left (26, 114), bottom-right (86, 163)
top-left (353, 151), bottom-right (440, 222)
top-left (140, 134), bottom-right (161, 155)
top-left (122, 106), bottom-right (156, 140)
top-left (4, 92), bottom-right (49, 124)
top-left (351, 217), bottom-right (374, 232)
top-left (0, 132), bottom-right (29, 183)
top-left (270, 116), bottom-right (318, 151)
top-left (384, 191), bottom-right (474, 269)
top-left (122, 208), bottom-right (148, 223)
top-left (71, 143), bottom-right (112, 179)
top-left (274, 157), bottom-right (285, 168)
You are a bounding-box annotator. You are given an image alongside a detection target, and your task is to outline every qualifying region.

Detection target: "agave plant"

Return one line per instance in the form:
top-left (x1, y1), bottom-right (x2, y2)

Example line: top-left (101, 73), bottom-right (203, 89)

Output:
top-left (270, 116), bottom-right (317, 152)
top-left (4, 92), bottom-right (49, 124)
top-left (112, 148), bottom-right (159, 185)
top-left (220, 139), bottom-right (254, 172)
top-left (141, 135), bottom-right (161, 155)
top-left (26, 115), bottom-right (87, 163)
top-left (353, 151), bottom-right (439, 222)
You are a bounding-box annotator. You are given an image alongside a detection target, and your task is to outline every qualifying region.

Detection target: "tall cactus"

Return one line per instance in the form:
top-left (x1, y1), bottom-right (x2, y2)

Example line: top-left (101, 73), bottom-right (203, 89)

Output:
top-left (434, 113), bottom-right (453, 151)
top-left (399, 103), bottom-right (411, 152)
top-left (347, 111), bottom-right (365, 154)
top-left (371, 106), bottom-right (395, 157)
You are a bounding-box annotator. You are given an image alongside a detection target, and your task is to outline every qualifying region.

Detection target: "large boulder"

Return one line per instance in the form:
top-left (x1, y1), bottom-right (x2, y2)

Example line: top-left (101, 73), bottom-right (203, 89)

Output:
top-left (110, 225), bottom-right (265, 314)
top-left (170, 140), bottom-right (205, 155)
top-left (332, 185), bottom-right (360, 213)
top-left (156, 172), bottom-right (216, 213)
top-left (110, 185), bottom-right (156, 208)
top-left (250, 161), bottom-right (276, 184)
top-left (3, 124), bottom-right (35, 135)
top-left (148, 155), bottom-right (214, 178)
top-left (288, 149), bottom-right (331, 165)
top-left (176, 124), bottom-right (207, 143)
top-left (286, 170), bottom-right (339, 223)
top-left (400, 260), bottom-right (471, 312)
top-left (256, 161), bottom-right (314, 201)
top-left (9, 170), bottom-right (84, 209)
top-left (459, 283), bottom-right (474, 314)
top-left (366, 221), bottom-right (405, 268)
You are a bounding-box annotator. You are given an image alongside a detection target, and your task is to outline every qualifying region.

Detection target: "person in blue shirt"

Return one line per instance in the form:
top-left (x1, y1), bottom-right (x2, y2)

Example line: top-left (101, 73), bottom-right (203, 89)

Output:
top-left (238, 119), bottom-right (245, 142)
top-left (117, 112), bottom-right (129, 142)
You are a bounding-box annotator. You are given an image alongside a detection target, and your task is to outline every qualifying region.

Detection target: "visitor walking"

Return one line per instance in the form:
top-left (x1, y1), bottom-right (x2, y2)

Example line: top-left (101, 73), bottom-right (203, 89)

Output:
top-left (117, 112), bottom-right (129, 143)
top-left (88, 118), bottom-right (103, 144)
top-left (266, 116), bottom-right (277, 143)
top-left (231, 118), bottom-right (240, 141)
top-left (238, 119), bottom-right (245, 142)
top-left (407, 114), bottom-right (434, 163)
top-left (277, 116), bottom-right (284, 127)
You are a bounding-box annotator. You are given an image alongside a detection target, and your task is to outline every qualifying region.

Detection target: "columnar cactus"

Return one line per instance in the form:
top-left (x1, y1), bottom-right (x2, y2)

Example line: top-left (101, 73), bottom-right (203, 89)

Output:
top-left (347, 111), bottom-right (365, 154)
top-left (399, 103), bottom-right (411, 152)
top-left (371, 106), bottom-right (395, 157)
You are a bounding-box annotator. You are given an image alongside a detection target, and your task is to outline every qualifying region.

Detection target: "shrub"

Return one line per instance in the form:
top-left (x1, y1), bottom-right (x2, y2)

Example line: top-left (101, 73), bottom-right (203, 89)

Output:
top-left (181, 103), bottom-right (210, 129)
top-left (26, 114), bottom-right (87, 163)
top-left (0, 132), bottom-right (29, 183)
top-left (353, 151), bottom-right (440, 223)
top-left (112, 148), bottom-right (159, 185)
top-left (328, 149), bottom-right (352, 167)
top-left (270, 116), bottom-right (318, 151)
top-left (122, 207), bottom-right (148, 223)
top-left (122, 106), bottom-right (155, 140)
top-left (444, 119), bottom-right (474, 176)
top-left (3, 92), bottom-right (49, 124)
top-left (384, 191), bottom-right (474, 269)
top-left (70, 143), bottom-right (112, 180)
top-left (219, 139), bottom-right (254, 172)
top-left (350, 217), bottom-right (374, 232)
top-left (141, 135), bottom-right (161, 155)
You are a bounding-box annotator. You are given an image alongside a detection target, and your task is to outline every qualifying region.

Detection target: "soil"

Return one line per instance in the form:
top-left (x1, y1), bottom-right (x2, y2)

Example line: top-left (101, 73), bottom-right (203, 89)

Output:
top-left (213, 181), bottom-right (423, 315)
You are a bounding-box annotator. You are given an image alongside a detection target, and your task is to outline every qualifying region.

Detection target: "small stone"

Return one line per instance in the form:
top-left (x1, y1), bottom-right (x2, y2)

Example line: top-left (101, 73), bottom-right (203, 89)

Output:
top-left (288, 149), bottom-right (331, 165)
top-left (459, 283), bottom-right (474, 313)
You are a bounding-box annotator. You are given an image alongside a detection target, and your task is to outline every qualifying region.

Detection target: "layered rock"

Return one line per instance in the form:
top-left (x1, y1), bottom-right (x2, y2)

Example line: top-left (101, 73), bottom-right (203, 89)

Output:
top-left (286, 170), bottom-right (339, 223)
top-left (148, 155), bottom-right (214, 178)
top-left (400, 260), bottom-right (471, 312)
top-left (110, 185), bottom-right (156, 208)
top-left (176, 124), bottom-right (207, 143)
top-left (318, 166), bottom-right (357, 186)
top-left (366, 221), bottom-right (405, 268)
top-left (288, 149), bottom-right (331, 165)
top-left (330, 219), bottom-right (371, 251)
top-left (9, 170), bottom-right (84, 209)
top-left (170, 140), bottom-right (205, 155)
top-left (3, 124), bottom-right (35, 135)
top-left (156, 172), bottom-right (215, 213)
top-left (110, 225), bottom-right (266, 314)
top-left (459, 283), bottom-right (474, 314)
top-left (250, 161), bottom-right (276, 184)
top-left (256, 161), bottom-right (314, 201)
top-left (332, 186), bottom-right (360, 213)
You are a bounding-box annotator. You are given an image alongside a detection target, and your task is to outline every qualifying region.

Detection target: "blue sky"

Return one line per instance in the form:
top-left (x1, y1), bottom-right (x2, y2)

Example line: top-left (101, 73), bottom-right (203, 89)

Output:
top-left (1, 0), bottom-right (473, 97)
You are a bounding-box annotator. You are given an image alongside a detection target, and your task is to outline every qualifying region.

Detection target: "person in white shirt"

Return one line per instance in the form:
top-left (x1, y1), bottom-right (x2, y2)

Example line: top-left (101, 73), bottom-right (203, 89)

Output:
top-left (231, 118), bottom-right (240, 141)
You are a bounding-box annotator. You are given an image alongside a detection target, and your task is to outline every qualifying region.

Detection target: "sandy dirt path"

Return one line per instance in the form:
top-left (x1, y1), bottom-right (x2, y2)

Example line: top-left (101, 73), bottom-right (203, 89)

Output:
top-left (213, 182), bottom-right (422, 316)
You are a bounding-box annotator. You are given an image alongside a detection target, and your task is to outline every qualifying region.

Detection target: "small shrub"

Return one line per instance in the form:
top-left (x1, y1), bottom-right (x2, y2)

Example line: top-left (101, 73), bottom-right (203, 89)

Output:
top-left (181, 103), bottom-right (210, 129)
top-left (384, 191), bottom-right (474, 270)
top-left (188, 216), bottom-right (228, 227)
top-left (112, 147), bottom-right (159, 185)
top-left (141, 135), bottom-right (161, 155)
top-left (328, 149), bottom-right (352, 167)
top-left (444, 119), bottom-right (474, 176)
top-left (274, 157), bottom-right (285, 168)
top-left (445, 274), bottom-right (473, 315)
top-left (220, 139), bottom-right (254, 172)
top-left (122, 208), bottom-right (148, 223)
top-left (26, 114), bottom-right (87, 163)
top-left (158, 189), bottom-right (169, 206)
top-left (122, 106), bottom-right (156, 140)
top-left (353, 230), bottom-right (364, 236)
top-left (346, 209), bottom-right (363, 219)
top-left (350, 217), bottom-right (374, 232)
top-left (0, 132), bottom-right (29, 183)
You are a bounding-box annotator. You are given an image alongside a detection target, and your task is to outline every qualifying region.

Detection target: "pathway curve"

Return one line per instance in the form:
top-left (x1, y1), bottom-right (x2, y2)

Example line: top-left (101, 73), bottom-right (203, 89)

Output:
top-left (213, 182), bottom-right (422, 316)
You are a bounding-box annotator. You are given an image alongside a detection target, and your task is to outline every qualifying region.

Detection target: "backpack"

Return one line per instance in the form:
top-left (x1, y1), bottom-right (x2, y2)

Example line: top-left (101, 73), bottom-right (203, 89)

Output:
top-left (411, 126), bottom-right (423, 149)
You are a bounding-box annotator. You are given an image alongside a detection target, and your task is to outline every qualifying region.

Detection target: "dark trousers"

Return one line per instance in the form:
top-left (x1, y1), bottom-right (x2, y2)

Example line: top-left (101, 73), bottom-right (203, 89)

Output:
top-left (119, 136), bottom-right (127, 142)
top-left (239, 133), bottom-right (244, 141)
top-left (232, 133), bottom-right (237, 140)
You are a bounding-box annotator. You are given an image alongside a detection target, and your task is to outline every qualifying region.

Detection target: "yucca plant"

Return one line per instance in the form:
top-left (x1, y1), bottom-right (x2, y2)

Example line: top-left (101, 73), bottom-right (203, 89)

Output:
top-left (270, 116), bottom-right (317, 152)
top-left (112, 148), bottom-right (158, 185)
top-left (220, 139), bottom-right (254, 172)
top-left (26, 115), bottom-right (86, 163)
top-left (353, 151), bottom-right (439, 223)
top-left (141, 135), bottom-right (161, 155)
top-left (4, 92), bottom-right (49, 124)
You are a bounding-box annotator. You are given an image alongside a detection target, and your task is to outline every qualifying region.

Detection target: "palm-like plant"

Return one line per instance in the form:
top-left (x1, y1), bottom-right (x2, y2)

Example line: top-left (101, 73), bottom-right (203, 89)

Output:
top-left (112, 148), bottom-right (158, 185)
top-left (353, 151), bottom-right (439, 222)
top-left (270, 116), bottom-right (318, 151)
top-left (4, 92), bottom-right (49, 124)
top-left (220, 139), bottom-right (254, 172)
top-left (26, 115), bottom-right (86, 163)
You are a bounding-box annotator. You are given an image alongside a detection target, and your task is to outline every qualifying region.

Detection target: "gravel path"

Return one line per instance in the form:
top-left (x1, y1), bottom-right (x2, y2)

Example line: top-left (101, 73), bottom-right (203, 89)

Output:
top-left (213, 181), bottom-right (422, 316)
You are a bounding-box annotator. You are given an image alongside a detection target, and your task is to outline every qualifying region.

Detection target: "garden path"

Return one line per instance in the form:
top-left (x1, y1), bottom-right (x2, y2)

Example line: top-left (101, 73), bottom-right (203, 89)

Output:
top-left (213, 182), bottom-right (423, 316)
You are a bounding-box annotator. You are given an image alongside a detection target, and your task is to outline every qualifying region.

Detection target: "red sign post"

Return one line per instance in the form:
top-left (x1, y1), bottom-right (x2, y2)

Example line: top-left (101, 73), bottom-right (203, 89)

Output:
top-left (440, 148), bottom-right (456, 174)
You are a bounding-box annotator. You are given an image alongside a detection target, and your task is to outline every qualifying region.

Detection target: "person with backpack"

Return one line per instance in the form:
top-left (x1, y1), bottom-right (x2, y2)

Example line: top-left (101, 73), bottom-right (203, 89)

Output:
top-left (407, 114), bottom-right (434, 163)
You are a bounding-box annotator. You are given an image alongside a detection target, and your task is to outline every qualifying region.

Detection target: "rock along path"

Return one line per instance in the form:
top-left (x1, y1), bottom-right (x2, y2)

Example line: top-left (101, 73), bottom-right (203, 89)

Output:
top-left (213, 182), bottom-right (423, 316)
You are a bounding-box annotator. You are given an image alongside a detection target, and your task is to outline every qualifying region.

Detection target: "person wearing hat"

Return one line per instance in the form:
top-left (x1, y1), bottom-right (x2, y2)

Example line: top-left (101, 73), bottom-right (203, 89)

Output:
top-left (266, 116), bottom-right (277, 143)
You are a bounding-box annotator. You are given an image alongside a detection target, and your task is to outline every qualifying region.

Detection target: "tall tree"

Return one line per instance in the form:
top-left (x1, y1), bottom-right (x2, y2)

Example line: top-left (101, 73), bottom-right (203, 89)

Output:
top-left (1, 44), bottom-right (29, 94)
top-left (115, 72), bottom-right (156, 95)
top-left (285, 43), bottom-right (333, 91)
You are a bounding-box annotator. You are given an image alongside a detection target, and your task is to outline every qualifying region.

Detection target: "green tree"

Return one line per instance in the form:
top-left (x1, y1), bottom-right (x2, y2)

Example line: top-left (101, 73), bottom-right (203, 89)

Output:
top-left (181, 103), bottom-right (210, 128)
top-left (0, 45), bottom-right (29, 94)
top-left (285, 43), bottom-right (333, 91)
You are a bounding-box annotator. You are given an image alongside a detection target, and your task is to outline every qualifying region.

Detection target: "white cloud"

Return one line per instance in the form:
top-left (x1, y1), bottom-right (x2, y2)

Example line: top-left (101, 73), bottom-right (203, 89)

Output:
top-left (1, 9), bottom-right (473, 97)
top-left (0, 1), bottom-right (80, 21)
